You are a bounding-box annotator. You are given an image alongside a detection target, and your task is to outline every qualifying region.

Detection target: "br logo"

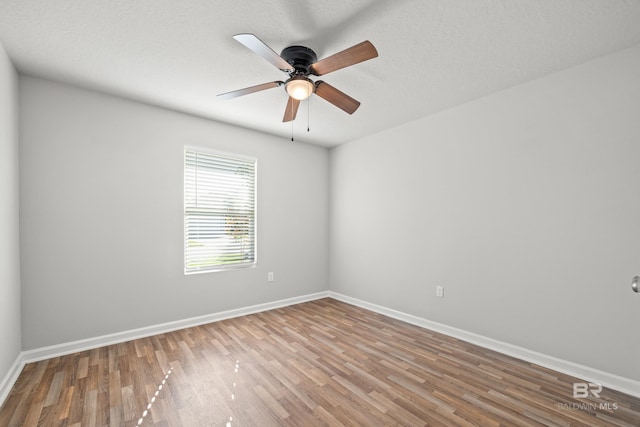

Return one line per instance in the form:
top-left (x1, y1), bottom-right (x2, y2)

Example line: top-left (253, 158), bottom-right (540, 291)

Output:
top-left (573, 382), bottom-right (602, 398)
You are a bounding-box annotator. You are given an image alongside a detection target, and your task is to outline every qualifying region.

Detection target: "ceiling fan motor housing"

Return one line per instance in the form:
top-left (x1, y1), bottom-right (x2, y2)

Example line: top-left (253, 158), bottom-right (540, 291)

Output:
top-left (280, 45), bottom-right (317, 75)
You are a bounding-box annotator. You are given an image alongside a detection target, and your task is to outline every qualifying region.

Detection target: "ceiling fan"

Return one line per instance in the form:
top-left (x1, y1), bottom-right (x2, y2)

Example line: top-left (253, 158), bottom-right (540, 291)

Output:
top-left (218, 34), bottom-right (378, 122)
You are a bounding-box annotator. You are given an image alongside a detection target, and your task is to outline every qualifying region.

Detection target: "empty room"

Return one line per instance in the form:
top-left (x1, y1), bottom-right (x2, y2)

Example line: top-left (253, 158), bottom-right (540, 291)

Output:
top-left (1, 1), bottom-right (639, 426)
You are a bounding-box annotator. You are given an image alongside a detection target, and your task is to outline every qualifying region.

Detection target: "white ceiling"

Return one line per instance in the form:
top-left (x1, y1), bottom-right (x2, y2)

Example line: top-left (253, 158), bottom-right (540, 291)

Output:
top-left (1, 1), bottom-right (640, 148)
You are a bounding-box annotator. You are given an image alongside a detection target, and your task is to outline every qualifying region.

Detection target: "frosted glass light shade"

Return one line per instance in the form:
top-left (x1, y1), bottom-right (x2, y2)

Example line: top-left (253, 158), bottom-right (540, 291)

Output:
top-left (285, 77), bottom-right (314, 100)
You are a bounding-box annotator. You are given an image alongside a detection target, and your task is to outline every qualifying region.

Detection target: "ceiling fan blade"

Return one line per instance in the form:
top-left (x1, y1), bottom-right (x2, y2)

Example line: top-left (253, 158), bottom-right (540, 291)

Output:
top-left (282, 97), bottom-right (300, 122)
top-left (233, 34), bottom-right (294, 72)
top-left (217, 81), bottom-right (283, 100)
top-left (314, 81), bottom-right (360, 114)
top-left (310, 40), bottom-right (378, 76)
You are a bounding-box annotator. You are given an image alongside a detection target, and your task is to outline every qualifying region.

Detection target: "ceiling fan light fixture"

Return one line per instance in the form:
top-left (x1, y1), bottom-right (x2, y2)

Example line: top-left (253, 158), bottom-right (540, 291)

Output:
top-left (285, 77), bottom-right (314, 100)
top-left (219, 34), bottom-right (378, 122)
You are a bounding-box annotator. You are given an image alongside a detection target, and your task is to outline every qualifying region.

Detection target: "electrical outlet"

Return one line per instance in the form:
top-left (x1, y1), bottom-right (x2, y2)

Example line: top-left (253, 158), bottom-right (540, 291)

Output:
top-left (268, 272), bottom-right (274, 282)
top-left (436, 286), bottom-right (444, 298)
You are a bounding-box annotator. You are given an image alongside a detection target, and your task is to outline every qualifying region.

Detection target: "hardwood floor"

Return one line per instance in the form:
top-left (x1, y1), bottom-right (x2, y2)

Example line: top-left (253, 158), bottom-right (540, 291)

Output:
top-left (1, 298), bottom-right (638, 426)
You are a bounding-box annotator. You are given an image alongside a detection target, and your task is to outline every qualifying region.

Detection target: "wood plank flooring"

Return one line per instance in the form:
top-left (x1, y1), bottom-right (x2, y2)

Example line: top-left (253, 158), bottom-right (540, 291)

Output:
top-left (1, 298), bottom-right (638, 426)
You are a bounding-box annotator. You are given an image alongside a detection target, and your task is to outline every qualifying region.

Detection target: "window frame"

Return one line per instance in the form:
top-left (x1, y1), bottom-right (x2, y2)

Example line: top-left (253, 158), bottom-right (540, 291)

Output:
top-left (184, 146), bottom-right (257, 275)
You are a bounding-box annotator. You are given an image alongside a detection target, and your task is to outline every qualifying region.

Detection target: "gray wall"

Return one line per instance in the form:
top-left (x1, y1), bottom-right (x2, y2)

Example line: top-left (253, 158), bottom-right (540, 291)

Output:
top-left (19, 76), bottom-right (329, 350)
top-left (330, 45), bottom-right (640, 381)
top-left (11, 43), bottom-right (640, 385)
top-left (0, 42), bottom-right (21, 382)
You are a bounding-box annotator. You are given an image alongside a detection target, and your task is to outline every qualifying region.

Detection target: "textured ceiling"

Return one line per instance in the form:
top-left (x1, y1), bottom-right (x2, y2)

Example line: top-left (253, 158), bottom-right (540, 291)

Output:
top-left (1, 0), bottom-right (640, 147)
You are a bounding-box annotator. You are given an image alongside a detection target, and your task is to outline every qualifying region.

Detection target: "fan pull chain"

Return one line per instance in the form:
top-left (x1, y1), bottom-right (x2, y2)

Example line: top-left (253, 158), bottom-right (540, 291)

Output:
top-left (288, 96), bottom-right (294, 142)
top-left (307, 97), bottom-right (310, 132)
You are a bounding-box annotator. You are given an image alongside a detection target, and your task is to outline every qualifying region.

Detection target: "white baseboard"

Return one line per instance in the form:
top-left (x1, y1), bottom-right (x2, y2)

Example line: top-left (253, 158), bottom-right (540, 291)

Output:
top-left (1, 291), bottom-right (328, 407)
top-left (0, 352), bottom-right (25, 407)
top-left (5, 290), bottom-right (637, 408)
top-left (328, 291), bottom-right (640, 398)
top-left (22, 291), bottom-right (330, 364)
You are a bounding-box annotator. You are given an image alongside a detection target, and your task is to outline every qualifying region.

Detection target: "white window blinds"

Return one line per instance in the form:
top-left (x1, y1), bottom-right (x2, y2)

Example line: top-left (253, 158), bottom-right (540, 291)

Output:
top-left (184, 148), bottom-right (256, 274)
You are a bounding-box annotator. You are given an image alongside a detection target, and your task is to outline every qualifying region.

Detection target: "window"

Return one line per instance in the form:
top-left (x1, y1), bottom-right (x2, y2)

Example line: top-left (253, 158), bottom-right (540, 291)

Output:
top-left (184, 147), bottom-right (256, 274)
